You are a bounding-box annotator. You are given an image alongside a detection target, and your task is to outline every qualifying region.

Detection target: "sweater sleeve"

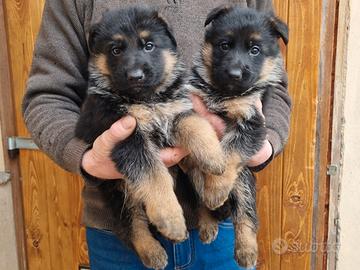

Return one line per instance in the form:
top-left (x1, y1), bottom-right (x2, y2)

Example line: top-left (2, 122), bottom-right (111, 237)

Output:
top-left (263, 74), bottom-right (292, 156)
top-left (22, 0), bottom-right (92, 173)
top-left (246, 0), bottom-right (274, 12)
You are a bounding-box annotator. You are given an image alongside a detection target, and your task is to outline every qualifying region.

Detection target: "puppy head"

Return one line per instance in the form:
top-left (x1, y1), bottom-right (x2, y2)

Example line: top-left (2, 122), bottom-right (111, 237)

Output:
top-left (88, 7), bottom-right (178, 99)
top-left (201, 6), bottom-right (288, 96)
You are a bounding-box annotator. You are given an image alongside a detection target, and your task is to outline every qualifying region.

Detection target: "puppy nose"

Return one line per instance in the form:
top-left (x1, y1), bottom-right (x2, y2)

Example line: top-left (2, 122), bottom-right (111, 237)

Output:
top-left (228, 69), bottom-right (242, 80)
top-left (127, 69), bottom-right (145, 81)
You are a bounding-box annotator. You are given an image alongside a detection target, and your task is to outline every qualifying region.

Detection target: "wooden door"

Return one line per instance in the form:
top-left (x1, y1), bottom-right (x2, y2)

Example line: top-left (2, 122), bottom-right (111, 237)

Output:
top-left (1, 0), bottom-right (336, 269)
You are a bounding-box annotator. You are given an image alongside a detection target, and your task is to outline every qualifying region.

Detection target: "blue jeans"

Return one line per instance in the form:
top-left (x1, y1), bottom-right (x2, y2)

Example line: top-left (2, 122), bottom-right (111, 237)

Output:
top-left (86, 220), bottom-right (255, 270)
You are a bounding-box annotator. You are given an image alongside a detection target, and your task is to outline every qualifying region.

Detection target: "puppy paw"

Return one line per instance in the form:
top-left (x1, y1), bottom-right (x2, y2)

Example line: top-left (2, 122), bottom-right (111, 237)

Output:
top-left (138, 243), bottom-right (168, 270)
top-left (147, 201), bottom-right (188, 242)
top-left (234, 243), bottom-right (258, 269)
top-left (234, 222), bottom-right (258, 269)
top-left (199, 222), bottom-right (219, 244)
top-left (154, 215), bottom-right (188, 243)
top-left (202, 176), bottom-right (233, 210)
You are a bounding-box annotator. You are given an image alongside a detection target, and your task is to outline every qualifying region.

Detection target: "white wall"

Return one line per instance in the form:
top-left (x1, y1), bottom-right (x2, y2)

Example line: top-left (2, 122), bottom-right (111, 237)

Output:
top-left (0, 124), bottom-right (19, 270)
top-left (337, 0), bottom-right (360, 268)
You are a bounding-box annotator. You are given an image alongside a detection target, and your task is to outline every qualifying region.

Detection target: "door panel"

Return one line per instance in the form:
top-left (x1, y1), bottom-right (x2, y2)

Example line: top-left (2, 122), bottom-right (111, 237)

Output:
top-left (2, 0), bottom-right (328, 269)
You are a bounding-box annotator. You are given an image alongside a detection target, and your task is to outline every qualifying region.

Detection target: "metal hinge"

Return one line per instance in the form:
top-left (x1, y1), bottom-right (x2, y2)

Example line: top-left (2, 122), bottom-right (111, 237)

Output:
top-left (7, 137), bottom-right (39, 158)
top-left (0, 172), bottom-right (11, 185)
top-left (327, 164), bottom-right (338, 176)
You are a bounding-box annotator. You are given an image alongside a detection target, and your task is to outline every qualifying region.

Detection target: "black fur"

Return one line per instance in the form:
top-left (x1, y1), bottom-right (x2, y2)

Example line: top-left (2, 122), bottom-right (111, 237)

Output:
top-left (203, 6), bottom-right (288, 95)
top-left (76, 7), bottom-right (192, 270)
top-left (188, 6), bottom-right (289, 268)
top-left (76, 7), bottom-right (227, 270)
top-left (88, 7), bottom-right (178, 101)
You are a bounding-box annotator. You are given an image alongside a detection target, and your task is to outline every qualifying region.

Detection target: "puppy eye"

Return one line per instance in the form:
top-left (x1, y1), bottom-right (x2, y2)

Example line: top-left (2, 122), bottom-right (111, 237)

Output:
top-left (220, 41), bottom-right (230, 51)
top-left (111, 47), bottom-right (121, 56)
top-left (144, 42), bottom-right (155, 52)
top-left (249, 45), bottom-right (261, 56)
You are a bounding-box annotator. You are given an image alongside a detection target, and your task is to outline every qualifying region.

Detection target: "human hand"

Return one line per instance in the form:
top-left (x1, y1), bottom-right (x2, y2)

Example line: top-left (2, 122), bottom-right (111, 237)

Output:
top-left (247, 98), bottom-right (273, 167)
top-left (190, 94), bottom-right (226, 138)
top-left (247, 139), bottom-right (273, 167)
top-left (81, 116), bottom-right (189, 179)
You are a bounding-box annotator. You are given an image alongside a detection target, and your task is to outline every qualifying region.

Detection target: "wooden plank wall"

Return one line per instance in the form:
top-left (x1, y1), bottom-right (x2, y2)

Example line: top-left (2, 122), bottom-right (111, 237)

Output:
top-left (3, 1), bottom-right (89, 269)
top-left (2, 0), bottom-right (326, 269)
top-left (256, 0), bottom-right (323, 269)
top-left (280, 0), bottom-right (321, 268)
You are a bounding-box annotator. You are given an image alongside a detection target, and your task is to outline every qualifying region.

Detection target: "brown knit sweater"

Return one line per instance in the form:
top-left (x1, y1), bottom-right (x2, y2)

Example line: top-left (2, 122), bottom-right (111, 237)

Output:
top-left (22, 0), bottom-right (291, 230)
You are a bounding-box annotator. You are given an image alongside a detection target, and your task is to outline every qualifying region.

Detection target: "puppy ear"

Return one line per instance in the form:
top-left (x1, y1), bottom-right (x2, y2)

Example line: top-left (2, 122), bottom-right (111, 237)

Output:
top-left (269, 16), bottom-right (289, 45)
top-left (88, 23), bottom-right (101, 54)
top-left (205, 5), bottom-right (232, 27)
top-left (152, 11), bottom-right (177, 48)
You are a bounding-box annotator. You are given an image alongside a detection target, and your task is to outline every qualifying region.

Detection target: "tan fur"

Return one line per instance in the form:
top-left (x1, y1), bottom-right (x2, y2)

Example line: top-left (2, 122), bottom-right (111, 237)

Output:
top-left (131, 207), bottom-right (168, 269)
top-left (128, 99), bottom-right (193, 128)
top-left (191, 45), bottom-right (213, 85)
top-left (128, 104), bottom-right (153, 125)
top-left (203, 152), bottom-right (243, 210)
top-left (112, 34), bottom-right (124, 41)
top-left (258, 55), bottom-right (284, 83)
top-left (198, 206), bottom-right (219, 244)
top-left (202, 42), bottom-right (213, 71)
top-left (223, 93), bottom-right (261, 120)
top-left (132, 165), bottom-right (188, 242)
top-left (156, 50), bottom-right (177, 92)
top-left (156, 99), bottom-right (192, 118)
top-left (163, 50), bottom-right (177, 75)
top-left (226, 31), bottom-right (234, 37)
top-left (234, 217), bottom-right (258, 268)
top-left (250, 32), bottom-right (262, 41)
top-left (95, 54), bottom-right (110, 76)
top-left (139, 30), bottom-right (150, 39)
top-left (175, 114), bottom-right (225, 175)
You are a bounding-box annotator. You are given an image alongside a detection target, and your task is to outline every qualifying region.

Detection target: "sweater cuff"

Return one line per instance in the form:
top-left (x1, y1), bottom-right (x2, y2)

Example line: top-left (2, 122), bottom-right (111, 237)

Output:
top-left (62, 137), bottom-right (89, 173)
top-left (62, 137), bottom-right (102, 186)
top-left (249, 141), bottom-right (274, 172)
top-left (267, 128), bottom-right (282, 157)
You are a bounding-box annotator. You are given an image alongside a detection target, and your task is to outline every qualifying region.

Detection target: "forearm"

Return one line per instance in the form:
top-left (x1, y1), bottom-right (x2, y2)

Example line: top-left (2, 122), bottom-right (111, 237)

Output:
top-left (22, 0), bottom-right (90, 173)
top-left (263, 75), bottom-right (292, 156)
top-left (23, 94), bottom-right (89, 172)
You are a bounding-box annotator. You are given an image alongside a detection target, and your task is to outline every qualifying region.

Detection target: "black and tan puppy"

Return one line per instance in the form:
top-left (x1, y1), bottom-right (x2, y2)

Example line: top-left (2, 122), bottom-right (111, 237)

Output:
top-left (75, 7), bottom-right (225, 269)
top-left (184, 6), bottom-right (289, 268)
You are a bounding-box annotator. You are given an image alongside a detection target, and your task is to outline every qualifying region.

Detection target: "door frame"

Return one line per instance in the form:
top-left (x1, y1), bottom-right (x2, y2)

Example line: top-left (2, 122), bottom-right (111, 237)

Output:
top-left (326, 0), bottom-right (352, 269)
top-left (312, 0), bottom-right (340, 269)
top-left (0, 0), bottom-right (28, 269)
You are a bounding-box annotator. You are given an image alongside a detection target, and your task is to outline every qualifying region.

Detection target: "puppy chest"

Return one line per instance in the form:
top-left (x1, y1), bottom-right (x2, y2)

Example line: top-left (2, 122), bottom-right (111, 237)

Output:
top-left (128, 101), bottom-right (191, 146)
top-left (221, 94), bottom-right (261, 121)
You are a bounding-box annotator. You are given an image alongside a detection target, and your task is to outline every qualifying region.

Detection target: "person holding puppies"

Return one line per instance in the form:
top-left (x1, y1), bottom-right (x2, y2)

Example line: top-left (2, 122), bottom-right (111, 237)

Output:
top-left (23, 0), bottom-right (291, 269)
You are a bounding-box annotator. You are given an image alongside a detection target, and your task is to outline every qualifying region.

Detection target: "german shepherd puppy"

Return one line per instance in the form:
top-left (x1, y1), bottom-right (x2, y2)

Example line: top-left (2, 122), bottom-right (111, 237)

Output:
top-left (184, 6), bottom-right (289, 268)
top-left (75, 7), bottom-right (225, 269)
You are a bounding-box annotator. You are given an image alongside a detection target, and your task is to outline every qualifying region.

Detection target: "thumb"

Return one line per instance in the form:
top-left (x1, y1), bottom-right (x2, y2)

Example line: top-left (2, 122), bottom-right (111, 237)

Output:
top-left (95, 116), bottom-right (137, 153)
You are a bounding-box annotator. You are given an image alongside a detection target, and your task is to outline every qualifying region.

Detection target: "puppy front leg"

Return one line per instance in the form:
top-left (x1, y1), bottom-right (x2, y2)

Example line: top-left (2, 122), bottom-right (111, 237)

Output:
top-left (174, 113), bottom-right (225, 175)
top-left (111, 131), bottom-right (187, 242)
